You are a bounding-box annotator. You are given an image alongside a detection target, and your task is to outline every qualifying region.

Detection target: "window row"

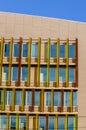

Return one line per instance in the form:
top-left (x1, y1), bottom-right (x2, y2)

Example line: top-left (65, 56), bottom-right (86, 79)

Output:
top-left (2, 66), bottom-right (75, 82)
top-left (0, 115), bottom-right (77, 130)
top-left (0, 90), bottom-right (77, 107)
top-left (4, 43), bottom-right (76, 58)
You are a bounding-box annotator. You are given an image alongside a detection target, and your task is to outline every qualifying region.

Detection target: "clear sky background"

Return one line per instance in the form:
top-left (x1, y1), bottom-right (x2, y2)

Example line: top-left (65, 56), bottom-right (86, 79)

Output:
top-left (0, 0), bottom-right (86, 22)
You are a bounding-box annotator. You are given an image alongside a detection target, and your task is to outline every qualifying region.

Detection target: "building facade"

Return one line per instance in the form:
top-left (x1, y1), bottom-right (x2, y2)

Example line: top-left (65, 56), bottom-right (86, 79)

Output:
top-left (0, 12), bottom-right (85, 130)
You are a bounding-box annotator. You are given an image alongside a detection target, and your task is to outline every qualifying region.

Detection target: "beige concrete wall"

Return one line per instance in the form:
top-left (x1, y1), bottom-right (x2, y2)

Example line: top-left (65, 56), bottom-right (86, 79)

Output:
top-left (0, 12), bottom-right (86, 129)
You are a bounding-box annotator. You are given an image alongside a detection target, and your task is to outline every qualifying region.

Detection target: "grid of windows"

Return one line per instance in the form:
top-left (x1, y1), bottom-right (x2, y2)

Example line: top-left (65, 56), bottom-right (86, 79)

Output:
top-left (0, 115), bottom-right (77, 129)
top-left (0, 38), bottom-right (78, 130)
top-left (0, 90), bottom-right (77, 109)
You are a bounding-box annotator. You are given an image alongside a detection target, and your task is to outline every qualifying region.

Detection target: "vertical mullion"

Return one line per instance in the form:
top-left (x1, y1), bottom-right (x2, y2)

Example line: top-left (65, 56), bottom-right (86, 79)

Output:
top-left (70, 90), bottom-right (73, 112)
top-left (21, 88), bottom-right (25, 111)
top-left (32, 89), bottom-right (34, 111)
top-left (66, 38), bottom-right (69, 87)
top-left (61, 90), bottom-right (63, 111)
top-left (35, 114), bottom-right (38, 130)
top-left (46, 38), bottom-right (50, 87)
top-left (6, 113), bottom-right (9, 130)
top-left (74, 115), bottom-right (78, 130)
top-left (0, 37), bottom-right (4, 86)
top-left (18, 37), bottom-right (22, 86)
top-left (37, 37), bottom-right (41, 87)
top-left (8, 37), bottom-right (13, 86)
top-left (12, 88), bottom-right (15, 111)
top-left (16, 114), bottom-right (19, 130)
top-left (2, 88), bottom-right (6, 111)
top-left (46, 114), bottom-right (48, 130)
top-left (56, 38), bottom-right (60, 87)
top-left (26, 114), bottom-right (29, 130)
top-left (75, 38), bottom-right (78, 88)
top-left (40, 89), bottom-right (44, 112)
top-left (51, 89), bottom-right (54, 112)
top-left (65, 115), bottom-right (68, 130)
top-left (27, 37), bottom-right (31, 87)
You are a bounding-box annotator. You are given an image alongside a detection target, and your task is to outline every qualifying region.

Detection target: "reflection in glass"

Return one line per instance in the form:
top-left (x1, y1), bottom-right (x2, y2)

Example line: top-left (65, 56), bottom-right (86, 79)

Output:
top-left (22, 43), bottom-right (28, 57)
top-left (39, 116), bottom-right (46, 130)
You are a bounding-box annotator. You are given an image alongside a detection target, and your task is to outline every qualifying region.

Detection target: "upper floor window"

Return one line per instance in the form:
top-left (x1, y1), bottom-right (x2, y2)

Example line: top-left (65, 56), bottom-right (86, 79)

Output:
top-left (50, 68), bottom-right (56, 82)
top-left (10, 115), bottom-right (16, 129)
top-left (0, 115), bottom-right (7, 129)
top-left (69, 44), bottom-right (75, 58)
top-left (31, 43), bottom-right (38, 58)
top-left (13, 43), bottom-right (19, 57)
top-left (45, 91), bottom-right (51, 106)
top-left (2, 66), bottom-right (8, 81)
top-left (22, 43), bottom-right (28, 57)
top-left (73, 91), bottom-right (77, 106)
top-left (68, 116), bottom-right (74, 130)
top-left (58, 116), bottom-right (65, 130)
top-left (34, 91), bottom-right (40, 106)
top-left (40, 67), bottom-right (47, 82)
top-left (12, 67), bottom-right (18, 81)
top-left (25, 91), bottom-right (32, 106)
top-left (6, 91), bottom-right (12, 105)
top-left (64, 91), bottom-right (70, 106)
top-left (15, 91), bottom-right (22, 105)
top-left (50, 44), bottom-right (56, 58)
top-left (19, 116), bottom-right (26, 129)
top-left (48, 116), bottom-right (55, 130)
top-left (60, 44), bottom-right (65, 58)
top-left (69, 67), bottom-right (75, 82)
top-left (54, 91), bottom-right (61, 106)
top-left (21, 67), bottom-right (28, 81)
top-left (59, 67), bottom-right (66, 82)
top-left (4, 43), bottom-right (10, 57)
top-left (39, 116), bottom-right (46, 130)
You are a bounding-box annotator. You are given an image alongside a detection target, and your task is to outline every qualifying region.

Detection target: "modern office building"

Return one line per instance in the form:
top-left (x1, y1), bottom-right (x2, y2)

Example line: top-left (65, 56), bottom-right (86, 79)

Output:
top-left (0, 12), bottom-right (85, 130)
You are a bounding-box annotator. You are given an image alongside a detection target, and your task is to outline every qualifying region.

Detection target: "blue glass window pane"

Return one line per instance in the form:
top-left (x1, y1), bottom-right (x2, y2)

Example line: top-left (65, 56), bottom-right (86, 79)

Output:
top-left (16, 91), bottom-right (21, 105)
top-left (1, 115), bottom-right (6, 129)
top-left (58, 116), bottom-right (65, 130)
top-left (48, 116), bottom-right (55, 130)
top-left (2, 67), bottom-right (8, 81)
top-left (59, 68), bottom-right (66, 82)
top-left (46, 92), bottom-right (51, 106)
top-left (68, 116), bottom-right (74, 130)
top-left (13, 43), bottom-right (19, 57)
top-left (10, 116), bottom-right (16, 129)
top-left (40, 68), bottom-right (47, 82)
top-left (50, 68), bottom-right (56, 81)
top-left (69, 68), bottom-right (74, 82)
top-left (34, 91), bottom-right (40, 106)
top-left (31, 43), bottom-right (38, 57)
top-left (19, 116), bottom-right (26, 128)
top-left (50, 44), bottom-right (56, 58)
top-left (54, 92), bottom-right (61, 106)
top-left (4, 43), bottom-right (10, 57)
top-left (25, 91), bottom-right (32, 106)
top-left (39, 116), bottom-right (46, 130)
top-left (69, 44), bottom-right (75, 58)
top-left (64, 92), bottom-right (70, 106)
top-left (22, 43), bottom-right (28, 57)
top-left (60, 44), bottom-right (65, 58)
top-left (12, 67), bottom-right (18, 81)
top-left (22, 67), bottom-right (28, 81)
top-left (6, 91), bottom-right (12, 105)
top-left (73, 91), bottom-right (77, 106)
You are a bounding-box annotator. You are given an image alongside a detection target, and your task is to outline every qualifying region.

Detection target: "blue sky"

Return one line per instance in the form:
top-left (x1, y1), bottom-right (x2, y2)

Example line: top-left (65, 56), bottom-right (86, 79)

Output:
top-left (0, 0), bottom-right (86, 22)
